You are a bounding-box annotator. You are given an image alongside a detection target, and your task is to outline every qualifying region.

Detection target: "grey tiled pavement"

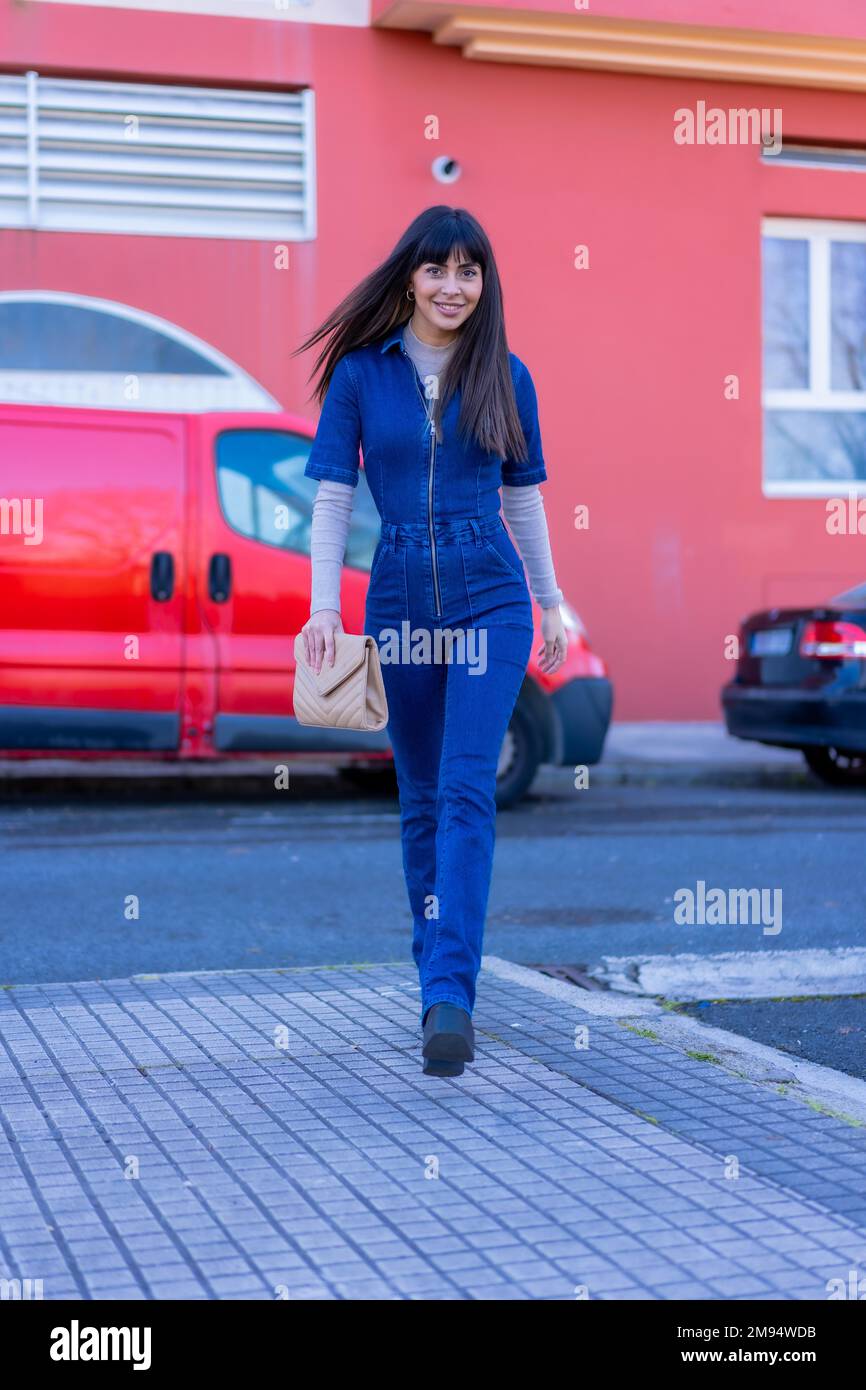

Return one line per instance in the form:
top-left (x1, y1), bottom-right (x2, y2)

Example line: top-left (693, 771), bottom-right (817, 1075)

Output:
top-left (1, 962), bottom-right (865, 1300)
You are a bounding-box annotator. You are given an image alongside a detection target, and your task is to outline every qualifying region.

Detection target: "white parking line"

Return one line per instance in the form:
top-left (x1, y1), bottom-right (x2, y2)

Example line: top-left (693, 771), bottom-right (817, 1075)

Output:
top-left (588, 947), bottom-right (866, 1000)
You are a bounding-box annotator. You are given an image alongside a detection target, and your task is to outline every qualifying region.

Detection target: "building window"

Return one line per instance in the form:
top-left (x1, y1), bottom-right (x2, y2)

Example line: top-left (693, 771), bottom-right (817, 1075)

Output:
top-left (763, 217), bottom-right (866, 496)
top-left (25, 0), bottom-right (366, 22)
top-left (1, 71), bottom-right (315, 240)
top-left (215, 430), bottom-right (380, 570)
top-left (0, 291), bottom-right (279, 411)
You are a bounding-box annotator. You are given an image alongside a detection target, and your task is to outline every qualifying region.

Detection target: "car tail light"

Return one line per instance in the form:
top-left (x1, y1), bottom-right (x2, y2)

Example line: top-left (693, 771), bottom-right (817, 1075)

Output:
top-left (799, 620), bottom-right (866, 659)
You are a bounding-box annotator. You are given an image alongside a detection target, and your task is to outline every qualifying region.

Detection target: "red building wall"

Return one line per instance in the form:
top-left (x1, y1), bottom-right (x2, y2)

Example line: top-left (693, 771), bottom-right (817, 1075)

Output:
top-left (2, 1), bottom-right (866, 717)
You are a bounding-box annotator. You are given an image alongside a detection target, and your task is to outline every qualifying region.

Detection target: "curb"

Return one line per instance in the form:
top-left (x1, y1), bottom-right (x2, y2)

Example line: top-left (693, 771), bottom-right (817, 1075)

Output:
top-left (481, 955), bottom-right (866, 1127)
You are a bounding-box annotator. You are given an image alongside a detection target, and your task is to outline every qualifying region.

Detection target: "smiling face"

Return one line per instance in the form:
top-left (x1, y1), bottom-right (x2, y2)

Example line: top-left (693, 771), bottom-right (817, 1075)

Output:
top-left (407, 249), bottom-right (483, 345)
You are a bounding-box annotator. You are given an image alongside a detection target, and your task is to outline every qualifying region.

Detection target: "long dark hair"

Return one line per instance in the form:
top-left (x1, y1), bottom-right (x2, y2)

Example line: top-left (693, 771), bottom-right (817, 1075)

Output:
top-left (292, 205), bottom-right (529, 462)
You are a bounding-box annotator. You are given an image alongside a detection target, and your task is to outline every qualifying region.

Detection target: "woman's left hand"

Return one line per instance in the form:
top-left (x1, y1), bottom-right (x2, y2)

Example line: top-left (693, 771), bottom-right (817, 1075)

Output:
top-left (537, 606), bottom-right (568, 675)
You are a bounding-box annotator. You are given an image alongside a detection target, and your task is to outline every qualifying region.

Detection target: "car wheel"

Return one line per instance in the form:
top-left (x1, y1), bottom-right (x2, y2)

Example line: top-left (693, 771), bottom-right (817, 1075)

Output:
top-left (338, 764), bottom-right (398, 796)
top-left (340, 701), bottom-right (543, 808)
top-left (803, 746), bottom-right (866, 786)
top-left (496, 700), bottom-right (543, 809)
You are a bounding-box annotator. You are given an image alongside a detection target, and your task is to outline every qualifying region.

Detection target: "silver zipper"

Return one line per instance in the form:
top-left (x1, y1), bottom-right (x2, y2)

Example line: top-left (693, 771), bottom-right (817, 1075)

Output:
top-left (427, 423), bottom-right (441, 617)
top-left (401, 344), bottom-right (442, 618)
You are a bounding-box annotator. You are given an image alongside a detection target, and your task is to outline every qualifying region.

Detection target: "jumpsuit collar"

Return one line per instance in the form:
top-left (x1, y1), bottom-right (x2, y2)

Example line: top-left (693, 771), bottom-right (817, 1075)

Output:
top-left (379, 325), bottom-right (409, 354)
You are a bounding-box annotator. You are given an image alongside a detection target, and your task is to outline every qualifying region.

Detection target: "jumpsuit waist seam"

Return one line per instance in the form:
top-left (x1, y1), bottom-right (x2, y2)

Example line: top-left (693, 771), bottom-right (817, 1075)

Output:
top-left (380, 515), bottom-right (505, 548)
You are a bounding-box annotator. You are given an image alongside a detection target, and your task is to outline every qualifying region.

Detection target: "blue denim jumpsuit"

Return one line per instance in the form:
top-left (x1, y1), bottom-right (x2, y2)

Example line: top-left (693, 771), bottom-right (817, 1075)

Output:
top-left (304, 326), bottom-right (547, 1024)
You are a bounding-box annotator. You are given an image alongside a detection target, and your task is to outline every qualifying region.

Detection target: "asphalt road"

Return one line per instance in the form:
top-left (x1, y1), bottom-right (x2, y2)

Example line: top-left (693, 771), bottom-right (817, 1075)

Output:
top-left (1, 762), bottom-right (863, 975)
top-left (679, 996), bottom-right (866, 1083)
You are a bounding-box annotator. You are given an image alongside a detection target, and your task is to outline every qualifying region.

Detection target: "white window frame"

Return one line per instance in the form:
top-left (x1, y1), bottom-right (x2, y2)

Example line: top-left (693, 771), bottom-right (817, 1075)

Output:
top-left (763, 216), bottom-right (866, 498)
top-left (28, 0), bottom-right (368, 22)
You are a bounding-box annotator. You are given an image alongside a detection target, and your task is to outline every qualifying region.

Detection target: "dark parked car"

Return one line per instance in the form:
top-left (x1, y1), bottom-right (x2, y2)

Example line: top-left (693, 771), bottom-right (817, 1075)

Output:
top-left (722, 581), bottom-right (866, 785)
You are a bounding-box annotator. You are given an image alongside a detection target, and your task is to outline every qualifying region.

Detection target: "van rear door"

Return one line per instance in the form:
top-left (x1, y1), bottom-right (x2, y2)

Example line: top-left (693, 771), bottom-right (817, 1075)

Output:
top-left (0, 405), bottom-right (188, 752)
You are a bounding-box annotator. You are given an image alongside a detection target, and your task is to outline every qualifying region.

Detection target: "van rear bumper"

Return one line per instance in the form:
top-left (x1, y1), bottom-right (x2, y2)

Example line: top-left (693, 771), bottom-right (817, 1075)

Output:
top-left (550, 676), bottom-right (613, 766)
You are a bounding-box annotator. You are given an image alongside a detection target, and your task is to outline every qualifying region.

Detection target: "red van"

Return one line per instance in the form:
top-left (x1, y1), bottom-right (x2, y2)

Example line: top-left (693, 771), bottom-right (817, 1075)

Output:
top-left (0, 403), bottom-right (612, 804)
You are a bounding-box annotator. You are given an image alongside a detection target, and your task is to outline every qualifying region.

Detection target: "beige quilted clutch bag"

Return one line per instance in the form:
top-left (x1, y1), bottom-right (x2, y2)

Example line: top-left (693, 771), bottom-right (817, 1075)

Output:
top-left (292, 631), bottom-right (388, 732)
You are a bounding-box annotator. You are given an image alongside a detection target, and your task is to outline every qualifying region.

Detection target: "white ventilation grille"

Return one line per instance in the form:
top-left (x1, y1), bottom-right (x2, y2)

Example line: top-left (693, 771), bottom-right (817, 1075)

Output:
top-left (0, 72), bottom-right (316, 240)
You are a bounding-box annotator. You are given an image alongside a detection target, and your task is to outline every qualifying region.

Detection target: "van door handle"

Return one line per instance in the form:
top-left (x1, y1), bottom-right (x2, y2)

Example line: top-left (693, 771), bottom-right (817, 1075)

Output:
top-left (150, 551), bottom-right (175, 601)
top-left (208, 552), bottom-right (232, 603)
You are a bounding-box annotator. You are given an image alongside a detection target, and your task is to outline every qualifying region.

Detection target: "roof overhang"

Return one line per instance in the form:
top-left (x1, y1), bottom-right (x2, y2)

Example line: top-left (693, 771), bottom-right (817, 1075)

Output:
top-left (372, 3), bottom-right (866, 91)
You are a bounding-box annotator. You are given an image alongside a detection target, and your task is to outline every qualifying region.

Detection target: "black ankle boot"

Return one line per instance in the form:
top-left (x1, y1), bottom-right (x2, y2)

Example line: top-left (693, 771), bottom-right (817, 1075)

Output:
top-left (422, 1056), bottom-right (464, 1078)
top-left (422, 1003), bottom-right (475, 1063)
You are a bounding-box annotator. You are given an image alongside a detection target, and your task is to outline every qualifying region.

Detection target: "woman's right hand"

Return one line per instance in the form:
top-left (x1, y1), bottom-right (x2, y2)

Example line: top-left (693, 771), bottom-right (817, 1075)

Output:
top-left (301, 609), bottom-right (344, 673)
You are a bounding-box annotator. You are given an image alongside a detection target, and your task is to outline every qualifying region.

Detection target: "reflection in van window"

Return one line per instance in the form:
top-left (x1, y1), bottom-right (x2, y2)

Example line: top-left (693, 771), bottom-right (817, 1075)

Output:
top-left (214, 430), bottom-right (380, 569)
top-left (0, 300), bottom-right (227, 373)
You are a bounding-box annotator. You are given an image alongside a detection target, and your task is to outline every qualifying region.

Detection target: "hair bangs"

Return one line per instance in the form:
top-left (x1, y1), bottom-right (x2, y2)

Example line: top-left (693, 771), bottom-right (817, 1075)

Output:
top-left (413, 216), bottom-right (487, 275)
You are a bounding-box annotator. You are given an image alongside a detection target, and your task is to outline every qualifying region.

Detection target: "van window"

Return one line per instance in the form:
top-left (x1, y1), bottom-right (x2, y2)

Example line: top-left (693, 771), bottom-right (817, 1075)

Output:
top-left (214, 429), bottom-right (380, 569)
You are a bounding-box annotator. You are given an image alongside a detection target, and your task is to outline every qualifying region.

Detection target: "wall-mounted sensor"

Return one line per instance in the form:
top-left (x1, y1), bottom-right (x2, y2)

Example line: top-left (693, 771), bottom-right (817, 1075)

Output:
top-left (432, 156), bottom-right (461, 184)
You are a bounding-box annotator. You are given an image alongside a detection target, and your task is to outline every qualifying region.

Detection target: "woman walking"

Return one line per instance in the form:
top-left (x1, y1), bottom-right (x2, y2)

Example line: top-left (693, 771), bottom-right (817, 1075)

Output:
top-left (296, 206), bottom-right (567, 1077)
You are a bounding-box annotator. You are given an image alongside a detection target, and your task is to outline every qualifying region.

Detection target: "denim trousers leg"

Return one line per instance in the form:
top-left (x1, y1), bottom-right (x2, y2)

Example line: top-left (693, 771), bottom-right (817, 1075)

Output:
top-left (377, 652), bottom-right (446, 977)
top-left (420, 614), bottom-right (533, 1020)
top-left (364, 539), bottom-right (444, 982)
top-left (365, 526), bottom-right (534, 1025)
